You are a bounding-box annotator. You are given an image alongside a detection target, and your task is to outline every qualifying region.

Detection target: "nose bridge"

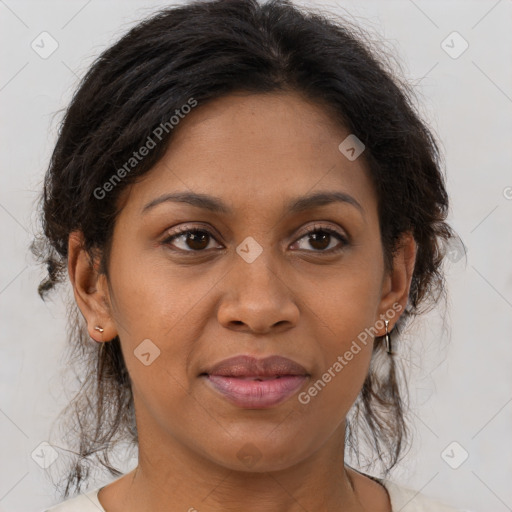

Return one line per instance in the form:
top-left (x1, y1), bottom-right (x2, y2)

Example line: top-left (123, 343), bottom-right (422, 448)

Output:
top-left (232, 237), bottom-right (283, 303)
top-left (217, 238), bottom-right (299, 332)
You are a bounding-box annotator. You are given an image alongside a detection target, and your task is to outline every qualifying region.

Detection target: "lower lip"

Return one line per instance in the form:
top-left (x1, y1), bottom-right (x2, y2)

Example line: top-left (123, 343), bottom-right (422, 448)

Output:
top-left (203, 375), bottom-right (307, 408)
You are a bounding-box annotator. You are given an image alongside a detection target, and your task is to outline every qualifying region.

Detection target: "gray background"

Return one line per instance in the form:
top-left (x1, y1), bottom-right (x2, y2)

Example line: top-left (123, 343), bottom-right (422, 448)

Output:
top-left (0, 1), bottom-right (511, 511)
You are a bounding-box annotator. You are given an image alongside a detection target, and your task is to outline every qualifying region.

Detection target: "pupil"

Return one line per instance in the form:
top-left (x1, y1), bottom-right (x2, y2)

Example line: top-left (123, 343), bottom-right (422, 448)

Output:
top-left (187, 231), bottom-right (209, 250)
top-left (310, 232), bottom-right (329, 250)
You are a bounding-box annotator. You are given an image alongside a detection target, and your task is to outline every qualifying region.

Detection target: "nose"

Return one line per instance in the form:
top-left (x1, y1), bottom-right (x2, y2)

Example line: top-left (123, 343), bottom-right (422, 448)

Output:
top-left (216, 251), bottom-right (300, 335)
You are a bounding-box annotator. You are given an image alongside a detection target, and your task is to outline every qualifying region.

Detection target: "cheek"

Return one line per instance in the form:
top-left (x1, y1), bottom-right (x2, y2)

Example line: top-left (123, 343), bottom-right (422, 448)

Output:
top-left (106, 245), bottom-right (217, 402)
top-left (308, 255), bottom-right (383, 342)
top-left (297, 286), bottom-right (376, 427)
top-left (107, 240), bottom-right (208, 342)
top-left (297, 255), bottom-right (382, 411)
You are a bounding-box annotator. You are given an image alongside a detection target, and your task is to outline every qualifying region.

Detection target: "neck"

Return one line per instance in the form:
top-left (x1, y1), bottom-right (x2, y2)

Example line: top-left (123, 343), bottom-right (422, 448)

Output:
top-left (110, 424), bottom-right (368, 512)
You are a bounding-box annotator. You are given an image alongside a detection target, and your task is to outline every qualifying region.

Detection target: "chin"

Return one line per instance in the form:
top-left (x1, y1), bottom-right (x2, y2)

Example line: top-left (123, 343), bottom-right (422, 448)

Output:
top-left (205, 437), bottom-right (310, 473)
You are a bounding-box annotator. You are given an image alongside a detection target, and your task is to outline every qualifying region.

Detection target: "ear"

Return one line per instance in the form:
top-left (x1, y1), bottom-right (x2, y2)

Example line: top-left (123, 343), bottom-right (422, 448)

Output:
top-left (376, 231), bottom-right (417, 334)
top-left (67, 230), bottom-right (117, 342)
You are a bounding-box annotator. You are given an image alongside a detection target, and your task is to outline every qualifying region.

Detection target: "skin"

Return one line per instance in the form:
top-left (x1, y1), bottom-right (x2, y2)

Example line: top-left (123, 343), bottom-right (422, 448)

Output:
top-left (68, 91), bottom-right (416, 512)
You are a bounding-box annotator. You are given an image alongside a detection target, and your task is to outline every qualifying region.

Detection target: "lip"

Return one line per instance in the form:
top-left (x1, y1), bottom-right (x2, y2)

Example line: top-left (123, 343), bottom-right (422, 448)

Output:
top-left (201, 355), bottom-right (309, 409)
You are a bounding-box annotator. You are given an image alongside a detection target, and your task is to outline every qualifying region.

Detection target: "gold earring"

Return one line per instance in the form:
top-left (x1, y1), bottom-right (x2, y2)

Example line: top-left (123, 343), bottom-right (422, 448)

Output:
top-left (93, 325), bottom-right (104, 343)
top-left (384, 320), bottom-right (392, 354)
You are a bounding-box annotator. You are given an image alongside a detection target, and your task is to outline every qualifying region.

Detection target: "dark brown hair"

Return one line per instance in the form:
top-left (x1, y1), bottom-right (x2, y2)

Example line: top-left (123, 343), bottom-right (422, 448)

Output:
top-left (31, 0), bottom-right (462, 498)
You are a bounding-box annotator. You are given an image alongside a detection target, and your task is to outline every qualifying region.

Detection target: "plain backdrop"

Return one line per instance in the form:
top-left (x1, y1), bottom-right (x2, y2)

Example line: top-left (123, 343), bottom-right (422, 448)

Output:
top-left (0, 1), bottom-right (511, 511)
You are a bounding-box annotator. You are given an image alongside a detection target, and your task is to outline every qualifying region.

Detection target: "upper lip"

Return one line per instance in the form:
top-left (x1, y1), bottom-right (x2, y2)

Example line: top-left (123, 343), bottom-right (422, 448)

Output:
top-left (202, 355), bottom-right (309, 378)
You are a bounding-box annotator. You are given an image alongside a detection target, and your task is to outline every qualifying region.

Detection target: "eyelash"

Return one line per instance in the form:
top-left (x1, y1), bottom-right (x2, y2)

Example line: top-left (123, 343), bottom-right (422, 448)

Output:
top-left (161, 224), bottom-right (348, 254)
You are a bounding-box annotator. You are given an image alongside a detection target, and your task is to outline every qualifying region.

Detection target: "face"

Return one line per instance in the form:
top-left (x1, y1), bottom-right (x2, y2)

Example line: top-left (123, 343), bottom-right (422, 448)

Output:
top-left (70, 91), bottom-right (415, 474)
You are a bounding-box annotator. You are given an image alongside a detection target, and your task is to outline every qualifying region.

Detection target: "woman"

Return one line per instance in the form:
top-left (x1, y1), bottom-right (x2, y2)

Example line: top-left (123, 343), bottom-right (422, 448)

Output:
top-left (33, 0), bottom-right (468, 510)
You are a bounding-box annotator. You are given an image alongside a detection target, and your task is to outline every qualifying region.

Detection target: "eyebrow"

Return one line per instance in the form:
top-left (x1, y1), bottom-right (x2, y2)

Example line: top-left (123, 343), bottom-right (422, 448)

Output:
top-left (141, 190), bottom-right (364, 216)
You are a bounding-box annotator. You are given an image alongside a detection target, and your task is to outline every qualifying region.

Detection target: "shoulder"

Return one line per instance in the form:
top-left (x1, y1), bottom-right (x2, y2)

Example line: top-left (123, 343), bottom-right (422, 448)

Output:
top-left (380, 479), bottom-right (472, 512)
top-left (42, 488), bottom-right (105, 512)
top-left (42, 478), bottom-right (473, 512)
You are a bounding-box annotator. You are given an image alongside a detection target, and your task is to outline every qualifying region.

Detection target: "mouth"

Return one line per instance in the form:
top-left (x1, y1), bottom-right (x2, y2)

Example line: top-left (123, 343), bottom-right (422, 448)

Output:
top-left (200, 355), bottom-right (309, 409)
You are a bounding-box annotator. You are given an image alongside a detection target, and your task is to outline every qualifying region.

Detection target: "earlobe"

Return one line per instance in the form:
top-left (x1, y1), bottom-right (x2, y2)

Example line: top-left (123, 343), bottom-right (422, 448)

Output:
top-left (67, 230), bottom-right (117, 342)
top-left (377, 232), bottom-right (417, 333)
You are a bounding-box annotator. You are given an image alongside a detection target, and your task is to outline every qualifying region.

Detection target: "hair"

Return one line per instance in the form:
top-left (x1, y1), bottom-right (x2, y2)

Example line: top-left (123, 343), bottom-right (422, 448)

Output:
top-left (31, 0), bottom-right (462, 498)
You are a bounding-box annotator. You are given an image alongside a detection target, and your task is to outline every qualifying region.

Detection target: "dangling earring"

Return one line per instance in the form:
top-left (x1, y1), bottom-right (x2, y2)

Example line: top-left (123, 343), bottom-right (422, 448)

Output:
top-left (384, 320), bottom-right (392, 354)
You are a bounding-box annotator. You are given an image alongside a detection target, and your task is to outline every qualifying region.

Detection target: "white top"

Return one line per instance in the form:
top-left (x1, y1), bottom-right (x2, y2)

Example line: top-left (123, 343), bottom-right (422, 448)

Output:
top-left (43, 478), bottom-right (471, 511)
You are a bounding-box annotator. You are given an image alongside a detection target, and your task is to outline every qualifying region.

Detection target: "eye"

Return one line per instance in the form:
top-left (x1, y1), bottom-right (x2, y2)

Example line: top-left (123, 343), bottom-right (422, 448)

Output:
top-left (161, 223), bottom-right (348, 254)
top-left (162, 227), bottom-right (223, 252)
top-left (291, 224), bottom-right (348, 253)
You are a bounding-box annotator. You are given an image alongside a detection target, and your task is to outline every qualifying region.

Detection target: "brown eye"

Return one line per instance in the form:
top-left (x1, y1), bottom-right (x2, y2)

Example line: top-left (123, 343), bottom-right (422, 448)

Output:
top-left (292, 226), bottom-right (348, 253)
top-left (162, 228), bottom-right (221, 252)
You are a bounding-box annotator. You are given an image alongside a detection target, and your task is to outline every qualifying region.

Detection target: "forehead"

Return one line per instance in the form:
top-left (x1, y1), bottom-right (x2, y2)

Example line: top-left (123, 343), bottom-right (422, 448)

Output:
top-left (117, 91), bottom-right (378, 221)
